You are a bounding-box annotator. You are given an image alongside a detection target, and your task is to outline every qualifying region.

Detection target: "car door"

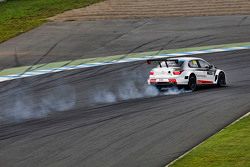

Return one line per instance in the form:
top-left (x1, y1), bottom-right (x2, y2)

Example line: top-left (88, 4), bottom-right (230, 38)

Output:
top-left (188, 60), bottom-right (205, 84)
top-left (197, 60), bottom-right (216, 84)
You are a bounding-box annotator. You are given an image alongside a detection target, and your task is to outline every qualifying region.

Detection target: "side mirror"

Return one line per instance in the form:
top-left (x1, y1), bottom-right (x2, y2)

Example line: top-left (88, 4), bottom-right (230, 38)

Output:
top-left (209, 65), bottom-right (214, 69)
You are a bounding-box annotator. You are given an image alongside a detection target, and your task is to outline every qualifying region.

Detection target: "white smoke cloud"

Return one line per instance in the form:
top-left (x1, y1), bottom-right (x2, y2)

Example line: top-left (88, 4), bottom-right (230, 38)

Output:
top-left (88, 66), bottom-right (192, 104)
top-left (163, 86), bottom-right (192, 95)
top-left (0, 84), bottom-right (76, 123)
top-left (91, 82), bottom-right (189, 104)
top-left (0, 64), bottom-right (191, 124)
top-left (93, 90), bottom-right (117, 103)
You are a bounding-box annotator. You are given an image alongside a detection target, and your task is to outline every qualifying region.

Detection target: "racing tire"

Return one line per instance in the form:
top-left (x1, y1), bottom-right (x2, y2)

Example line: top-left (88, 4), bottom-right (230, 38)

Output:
top-left (187, 74), bottom-right (197, 91)
top-left (217, 72), bottom-right (226, 87)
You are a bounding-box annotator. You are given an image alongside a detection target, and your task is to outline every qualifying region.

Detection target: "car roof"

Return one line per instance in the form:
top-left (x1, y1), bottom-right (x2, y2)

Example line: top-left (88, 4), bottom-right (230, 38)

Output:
top-left (168, 57), bottom-right (204, 61)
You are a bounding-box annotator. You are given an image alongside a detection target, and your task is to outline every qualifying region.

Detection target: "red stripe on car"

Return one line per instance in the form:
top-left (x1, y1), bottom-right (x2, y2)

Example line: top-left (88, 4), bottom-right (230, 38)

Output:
top-left (197, 80), bottom-right (213, 84)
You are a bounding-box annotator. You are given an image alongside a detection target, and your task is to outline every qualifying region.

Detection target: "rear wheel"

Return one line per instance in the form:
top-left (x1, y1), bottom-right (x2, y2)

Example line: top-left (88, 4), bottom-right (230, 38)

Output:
top-left (187, 74), bottom-right (197, 91)
top-left (217, 72), bottom-right (226, 87)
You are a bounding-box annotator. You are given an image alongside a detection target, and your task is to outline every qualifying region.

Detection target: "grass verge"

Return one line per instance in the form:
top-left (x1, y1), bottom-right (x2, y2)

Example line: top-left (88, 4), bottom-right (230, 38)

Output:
top-left (0, 0), bottom-right (104, 43)
top-left (169, 114), bottom-right (250, 167)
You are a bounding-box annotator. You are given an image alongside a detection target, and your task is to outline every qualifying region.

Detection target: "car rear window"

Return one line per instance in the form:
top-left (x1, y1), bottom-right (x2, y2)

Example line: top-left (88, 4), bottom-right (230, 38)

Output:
top-left (159, 60), bottom-right (184, 67)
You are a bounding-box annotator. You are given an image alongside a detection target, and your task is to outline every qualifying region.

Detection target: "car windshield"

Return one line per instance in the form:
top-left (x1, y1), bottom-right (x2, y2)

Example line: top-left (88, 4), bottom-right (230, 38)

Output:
top-left (158, 60), bottom-right (184, 68)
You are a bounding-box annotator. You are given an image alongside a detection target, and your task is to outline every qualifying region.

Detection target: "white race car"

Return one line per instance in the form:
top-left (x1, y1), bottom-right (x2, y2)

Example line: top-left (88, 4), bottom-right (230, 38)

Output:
top-left (147, 57), bottom-right (226, 91)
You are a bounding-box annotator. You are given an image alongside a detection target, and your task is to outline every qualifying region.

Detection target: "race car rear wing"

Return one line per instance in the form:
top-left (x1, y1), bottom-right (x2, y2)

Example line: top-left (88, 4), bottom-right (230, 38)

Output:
top-left (147, 57), bottom-right (173, 64)
top-left (146, 58), bottom-right (165, 64)
top-left (146, 58), bottom-right (180, 68)
top-left (147, 57), bottom-right (182, 68)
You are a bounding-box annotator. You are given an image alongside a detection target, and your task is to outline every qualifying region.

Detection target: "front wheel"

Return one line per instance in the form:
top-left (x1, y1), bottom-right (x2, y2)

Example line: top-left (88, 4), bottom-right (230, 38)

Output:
top-left (217, 72), bottom-right (226, 87)
top-left (187, 75), bottom-right (197, 91)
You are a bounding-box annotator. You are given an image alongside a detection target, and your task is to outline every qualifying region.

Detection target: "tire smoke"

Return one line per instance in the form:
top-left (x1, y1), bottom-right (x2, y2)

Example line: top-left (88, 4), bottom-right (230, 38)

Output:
top-left (0, 84), bottom-right (76, 123)
top-left (0, 63), bottom-right (191, 124)
top-left (93, 83), bottom-right (159, 103)
top-left (90, 68), bottom-right (190, 104)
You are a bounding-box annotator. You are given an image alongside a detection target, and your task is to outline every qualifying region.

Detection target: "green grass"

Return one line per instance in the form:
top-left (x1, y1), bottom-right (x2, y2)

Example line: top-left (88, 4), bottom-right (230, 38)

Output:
top-left (170, 114), bottom-right (250, 167)
top-left (0, 0), bottom-right (104, 43)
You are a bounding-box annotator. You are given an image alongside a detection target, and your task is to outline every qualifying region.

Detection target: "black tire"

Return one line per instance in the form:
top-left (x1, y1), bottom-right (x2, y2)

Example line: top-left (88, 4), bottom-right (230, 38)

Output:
top-left (187, 74), bottom-right (197, 91)
top-left (217, 72), bottom-right (226, 87)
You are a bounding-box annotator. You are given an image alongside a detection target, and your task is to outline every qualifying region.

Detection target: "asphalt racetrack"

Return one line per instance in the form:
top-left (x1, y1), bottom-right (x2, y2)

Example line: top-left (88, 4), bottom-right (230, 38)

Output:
top-left (1, 15), bottom-right (250, 69)
top-left (1, 49), bottom-right (250, 167)
top-left (1, 15), bottom-right (250, 167)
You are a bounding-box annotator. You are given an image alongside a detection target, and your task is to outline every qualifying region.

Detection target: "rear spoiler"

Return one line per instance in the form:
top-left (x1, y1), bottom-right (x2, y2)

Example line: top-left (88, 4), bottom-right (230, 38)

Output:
top-left (146, 58), bottom-right (168, 68)
top-left (147, 58), bottom-right (181, 67)
top-left (146, 58), bottom-right (170, 65)
top-left (146, 58), bottom-right (182, 68)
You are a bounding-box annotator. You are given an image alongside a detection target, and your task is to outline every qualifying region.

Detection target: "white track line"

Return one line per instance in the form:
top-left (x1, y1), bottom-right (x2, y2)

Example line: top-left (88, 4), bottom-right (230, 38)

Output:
top-left (1, 46), bottom-right (250, 83)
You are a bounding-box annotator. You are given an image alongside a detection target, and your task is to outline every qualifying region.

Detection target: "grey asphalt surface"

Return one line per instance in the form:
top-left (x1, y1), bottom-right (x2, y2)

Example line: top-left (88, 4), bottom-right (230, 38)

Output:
top-left (1, 15), bottom-right (250, 69)
top-left (1, 14), bottom-right (250, 167)
top-left (0, 49), bottom-right (250, 167)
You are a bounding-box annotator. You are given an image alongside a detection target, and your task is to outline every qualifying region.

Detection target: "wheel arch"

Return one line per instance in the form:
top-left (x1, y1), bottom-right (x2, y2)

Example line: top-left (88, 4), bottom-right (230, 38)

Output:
top-left (187, 72), bottom-right (197, 91)
top-left (189, 72), bottom-right (196, 78)
top-left (215, 69), bottom-right (224, 76)
top-left (215, 70), bottom-right (226, 83)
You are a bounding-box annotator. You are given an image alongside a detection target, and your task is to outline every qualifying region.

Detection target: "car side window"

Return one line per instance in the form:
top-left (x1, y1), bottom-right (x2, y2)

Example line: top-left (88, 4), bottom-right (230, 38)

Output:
top-left (188, 60), bottom-right (199, 68)
top-left (198, 60), bottom-right (210, 68)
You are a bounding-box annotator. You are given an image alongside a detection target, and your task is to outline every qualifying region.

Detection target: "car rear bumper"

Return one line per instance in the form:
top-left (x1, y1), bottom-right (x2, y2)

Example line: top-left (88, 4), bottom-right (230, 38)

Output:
top-left (147, 78), bottom-right (188, 85)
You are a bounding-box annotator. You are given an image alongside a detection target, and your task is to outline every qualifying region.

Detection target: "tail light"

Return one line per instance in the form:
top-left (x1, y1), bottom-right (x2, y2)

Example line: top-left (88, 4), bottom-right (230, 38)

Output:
top-left (168, 79), bottom-right (177, 83)
top-left (149, 71), bottom-right (154, 75)
top-left (150, 79), bottom-right (156, 83)
top-left (173, 70), bottom-right (184, 75)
